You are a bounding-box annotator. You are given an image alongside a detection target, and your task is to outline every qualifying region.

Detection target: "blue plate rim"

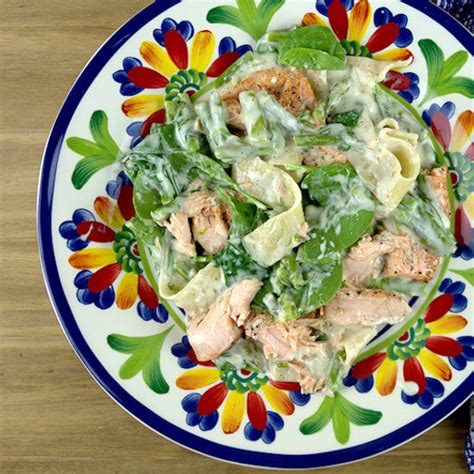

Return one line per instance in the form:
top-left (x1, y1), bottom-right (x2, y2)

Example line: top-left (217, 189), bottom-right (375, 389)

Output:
top-left (37, 0), bottom-right (473, 468)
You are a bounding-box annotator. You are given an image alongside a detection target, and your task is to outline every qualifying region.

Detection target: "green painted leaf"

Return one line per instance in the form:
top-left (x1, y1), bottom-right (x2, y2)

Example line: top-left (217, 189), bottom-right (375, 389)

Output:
top-left (300, 396), bottom-right (334, 435)
top-left (419, 39), bottom-right (444, 87)
top-left (66, 137), bottom-right (105, 156)
top-left (71, 155), bottom-right (115, 189)
top-left (336, 393), bottom-right (383, 426)
top-left (258, 0), bottom-right (285, 26)
top-left (207, 5), bottom-right (246, 31)
top-left (279, 47), bottom-right (347, 70)
top-left (438, 50), bottom-right (468, 82)
top-left (434, 76), bottom-right (474, 99)
top-left (332, 401), bottom-right (350, 444)
top-left (451, 268), bottom-right (474, 286)
top-left (107, 327), bottom-right (173, 394)
top-left (89, 111), bottom-right (121, 157)
top-left (207, 0), bottom-right (284, 41)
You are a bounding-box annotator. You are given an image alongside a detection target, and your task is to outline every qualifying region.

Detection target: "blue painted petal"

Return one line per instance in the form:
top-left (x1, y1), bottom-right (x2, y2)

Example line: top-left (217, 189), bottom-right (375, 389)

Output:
top-left (417, 391), bottom-right (434, 409)
top-left (186, 412), bottom-right (201, 426)
top-left (74, 270), bottom-right (92, 289)
top-left (448, 281), bottom-right (465, 295)
top-left (182, 335), bottom-right (190, 346)
top-left (236, 45), bottom-right (252, 55)
top-left (395, 28), bottom-right (413, 48)
top-left (440, 101), bottom-right (455, 119)
top-left (200, 411), bottom-right (219, 431)
top-left (462, 346), bottom-right (474, 361)
top-left (439, 278), bottom-right (452, 292)
top-left (117, 171), bottom-right (131, 187)
top-left (458, 335), bottom-right (474, 345)
top-left (126, 121), bottom-right (142, 137)
top-left (267, 411), bottom-right (284, 431)
top-left (449, 354), bottom-right (467, 370)
top-left (178, 356), bottom-right (197, 369)
top-left (121, 83), bottom-right (143, 97)
top-left (289, 389), bottom-right (311, 406)
top-left (219, 37), bottom-right (236, 55)
top-left (77, 288), bottom-right (96, 305)
top-left (405, 72), bottom-right (419, 84)
top-left (112, 70), bottom-right (129, 84)
top-left (172, 342), bottom-right (189, 357)
top-left (398, 90), bottom-right (413, 104)
top-left (59, 220), bottom-right (78, 239)
top-left (405, 84), bottom-right (420, 100)
top-left (73, 209), bottom-right (95, 225)
top-left (356, 375), bottom-right (374, 393)
top-left (68, 237), bottom-right (89, 251)
top-left (123, 57), bottom-right (142, 71)
top-left (96, 286), bottom-right (115, 309)
top-left (161, 18), bottom-right (178, 35)
top-left (426, 377), bottom-right (444, 398)
top-left (343, 0), bottom-right (354, 9)
top-left (177, 21), bottom-right (194, 41)
top-left (392, 13), bottom-right (408, 28)
top-left (343, 374), bottom-right (357, 387)
top-left (422, 110), bottom-right (432, 126)
top-left (451, 294), bottom-right (467, 312)
top-left (401, 391), bottom-right (418, 404)
top-left (374, 7), bottom-right (392, 27)
top-left (137, 302), bottom-right (153, 321)
top-left (182, 392), bottom-right (200, 412)
top-left (316, 0), bottom-right (329, 17)
top-left (244, 422), bottom-right (262, 441)
top-left (156, 305), bottom-right (169, 323)
top-left (153, 29), bottom-right (165, 46)
top-left (131, 136), bottom-right (143, 148)
top-left (262, 424), bottom-right (276, 444)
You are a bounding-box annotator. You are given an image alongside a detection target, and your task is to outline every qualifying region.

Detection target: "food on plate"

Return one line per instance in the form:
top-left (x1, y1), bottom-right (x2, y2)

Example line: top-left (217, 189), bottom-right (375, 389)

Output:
top-left (122, 25), bottom-right (455, 394)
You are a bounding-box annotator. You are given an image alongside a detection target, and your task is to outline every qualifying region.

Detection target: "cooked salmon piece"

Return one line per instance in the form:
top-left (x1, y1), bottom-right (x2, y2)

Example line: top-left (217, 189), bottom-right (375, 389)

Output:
top-left (244, 314), bottom-right (321, 360)
top-left (188, 279), bottom-right (262, 361)
top-left (221, 67), bottom-right (316, 129)
top-left (343, 233), bottom-right (403, 286)
top-left (184, 190), bottom-right (216, 217)
top-left (323, 288), bottom-right (411, 326)
top-left (344, 231), bottom-right (441, 285)
top-left (425, 166), bottom-right (450, 216)
top-left (302, 146), bottom-right (348, 166)
top-left (383, 242), bottom-right (441, 281)
top-left (228, 279), bottom-right (263, 327)
top-left (164, 213), bottom-right (196, 257)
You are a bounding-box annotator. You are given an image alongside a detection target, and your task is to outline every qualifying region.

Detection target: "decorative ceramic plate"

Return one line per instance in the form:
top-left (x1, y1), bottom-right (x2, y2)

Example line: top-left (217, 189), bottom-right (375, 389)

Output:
top-left (38, 0), bottom-right (473, 469)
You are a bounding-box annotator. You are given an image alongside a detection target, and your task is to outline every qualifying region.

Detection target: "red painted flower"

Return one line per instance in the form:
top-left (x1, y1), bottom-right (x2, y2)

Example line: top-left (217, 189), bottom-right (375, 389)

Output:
top-left (116, 25), bottom-right (250, 139)
top-left (347, 279), bottom-right (468, 400)
top-left (303, 1), bottom-right (413, 62)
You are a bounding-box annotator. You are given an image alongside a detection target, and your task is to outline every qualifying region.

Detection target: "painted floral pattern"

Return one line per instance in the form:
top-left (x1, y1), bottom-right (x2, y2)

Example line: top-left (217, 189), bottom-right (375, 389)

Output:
top-left (344, 278), bottom-right (470, 409)
top-left (422, 102), bottom-right (474, 260)
top-left (172, 336), bottom-right (309, 443)
top-left (57, 0), bottom-right (473, 450)
top-left (59, 172), bottom-right (167, 321)
top-left (113, 17), bottom-right (251, 145)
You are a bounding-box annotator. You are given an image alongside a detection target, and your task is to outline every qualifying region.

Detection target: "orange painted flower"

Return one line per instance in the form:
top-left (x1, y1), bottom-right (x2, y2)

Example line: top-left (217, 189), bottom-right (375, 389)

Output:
top-left (113, 18), bottom-right (251, 141)
top-left (344, 278), bottom-right (470, 409)
top-left (172, 336), bottom-right (309, 442)
top-left (60, 172), bottom-right (163, 320)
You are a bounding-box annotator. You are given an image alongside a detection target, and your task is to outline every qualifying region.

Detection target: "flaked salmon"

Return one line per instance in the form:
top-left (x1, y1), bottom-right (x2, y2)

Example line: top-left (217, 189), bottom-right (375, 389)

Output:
top-left (188, 279), bottom-right (262, 361)
top-left (221, 67), bottom-right (316, 129)
top-left (323, 288), bottom-right (411, 326)
top-left (425, 166), bottom-right (450, 216)
top-left (164, 213), bottom-right (196, 257)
